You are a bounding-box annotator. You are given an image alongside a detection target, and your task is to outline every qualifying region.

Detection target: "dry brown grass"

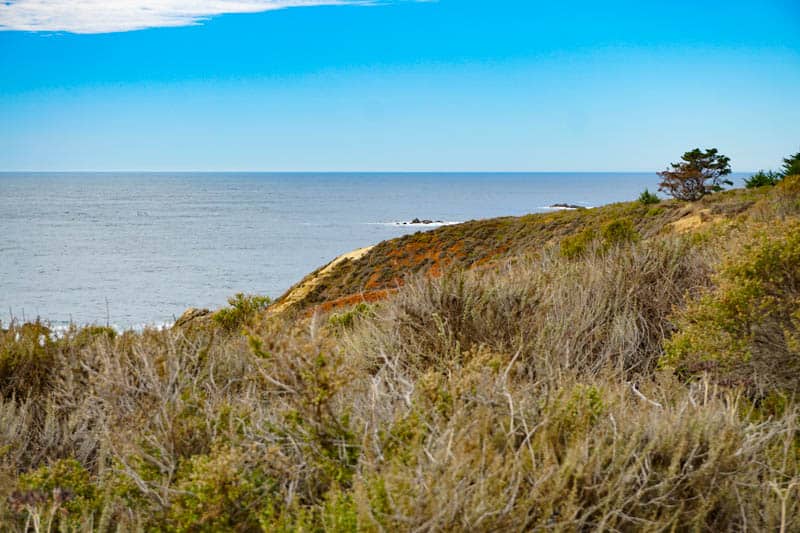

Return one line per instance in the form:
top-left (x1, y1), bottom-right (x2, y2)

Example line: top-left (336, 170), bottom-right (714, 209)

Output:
top-left (1, 182), bottom-right (798, 531)
top-left (2, 269), bottom-right (799, 531)
top-left (346, 237), bottom-right (713, 382)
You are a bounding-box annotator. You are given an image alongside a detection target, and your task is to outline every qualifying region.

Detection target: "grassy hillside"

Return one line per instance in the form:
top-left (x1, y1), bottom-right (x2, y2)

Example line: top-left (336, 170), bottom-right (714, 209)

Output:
top-left (273, 185), bottom-right (770, 316)
top-left (1, 178), bottom-right (799, 531)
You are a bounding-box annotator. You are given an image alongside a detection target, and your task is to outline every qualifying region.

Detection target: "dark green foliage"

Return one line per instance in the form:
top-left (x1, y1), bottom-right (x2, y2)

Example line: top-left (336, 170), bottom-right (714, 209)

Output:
top-left (638, 188), bottom-right (660, 205)
top-left (745, 170), bottom-right (783, 188)
top-left (658, 147), bottom-right (733, 201)
top-left (213, 293), bottom-right (271, 331)
top-left (741, 150), bottom-right (799, 189)
top-left (782, 151), bottom-right (800, 177)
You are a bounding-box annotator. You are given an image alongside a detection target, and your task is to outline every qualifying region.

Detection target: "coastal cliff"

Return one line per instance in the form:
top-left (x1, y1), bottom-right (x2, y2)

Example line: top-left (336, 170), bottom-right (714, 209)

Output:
top-left (270, 184), bottom-right (769, 316)
top-left (2, 178), bottom-right (799, 531)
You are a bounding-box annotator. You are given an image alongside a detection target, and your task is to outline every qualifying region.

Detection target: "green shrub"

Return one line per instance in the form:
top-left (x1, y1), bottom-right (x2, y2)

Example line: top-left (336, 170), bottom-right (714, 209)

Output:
top-left (69, 324), bottom-right (116, 345)
top-left (213, 293), bottom-right (271, 331)
top-left (169, 446), bottom-right (277, 532)
top-left (320, 487), bottom-right (358, 532)
top-left (328, 303), bottom-right (372, 330)
top-left (545, 384), bottom-right (606, 447)
top-left (247, 328), bottom-right (361, 496)
top-left (662, 220), bottom-right (800, 394)
top-left (601, 217), bottom-right (640, 245)
top-left (0, 321), bottom-right (57, 399)
top-left (11, 459), bottom-right (100, 530)
top-left (560, 228), bottom-right (596, 259)
top-left (638, 188), bottom-right (660, 205)
top-left (744, 170), bottom-right (782, 188)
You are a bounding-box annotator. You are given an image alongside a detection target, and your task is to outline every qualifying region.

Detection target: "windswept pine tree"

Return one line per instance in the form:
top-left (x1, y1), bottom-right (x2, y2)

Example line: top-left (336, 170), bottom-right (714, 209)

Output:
top-left (657, 148), bottom-right (733, 201)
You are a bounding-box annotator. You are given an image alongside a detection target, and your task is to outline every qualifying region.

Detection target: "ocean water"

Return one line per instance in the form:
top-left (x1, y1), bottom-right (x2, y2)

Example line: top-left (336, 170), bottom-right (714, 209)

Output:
top-left (0, 172), bottom-right (718, 328)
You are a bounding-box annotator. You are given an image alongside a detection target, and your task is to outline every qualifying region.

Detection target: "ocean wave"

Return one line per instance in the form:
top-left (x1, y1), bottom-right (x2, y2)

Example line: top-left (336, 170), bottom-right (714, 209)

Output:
top-left (43, 321), bottom-right (173, 339)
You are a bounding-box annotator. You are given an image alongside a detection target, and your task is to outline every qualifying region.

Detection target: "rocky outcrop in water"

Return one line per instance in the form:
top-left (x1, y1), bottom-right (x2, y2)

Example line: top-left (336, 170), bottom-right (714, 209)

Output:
top-left (404, 218), bottom-right (444, 225)
top-left (549, 203), bottom-right (586, 210)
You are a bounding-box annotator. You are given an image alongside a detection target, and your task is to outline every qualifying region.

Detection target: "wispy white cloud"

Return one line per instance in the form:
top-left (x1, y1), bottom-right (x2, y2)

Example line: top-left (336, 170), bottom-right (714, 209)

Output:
top-left (0, 0), bottom-right (376, 34)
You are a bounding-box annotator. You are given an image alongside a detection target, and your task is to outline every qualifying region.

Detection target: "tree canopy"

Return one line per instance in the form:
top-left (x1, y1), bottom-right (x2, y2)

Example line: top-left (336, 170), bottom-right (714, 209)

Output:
top-left (658, 148), bottom-right (732, 201)
top-left (782, 151), bottom-right (800, 177)
top-left (744, 170), bottom-right (782, 189)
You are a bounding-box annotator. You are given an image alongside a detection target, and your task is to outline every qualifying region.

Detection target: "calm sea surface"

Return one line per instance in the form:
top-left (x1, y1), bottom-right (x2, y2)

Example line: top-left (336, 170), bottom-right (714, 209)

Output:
top-left (0, 172), bottom-right (741, 328)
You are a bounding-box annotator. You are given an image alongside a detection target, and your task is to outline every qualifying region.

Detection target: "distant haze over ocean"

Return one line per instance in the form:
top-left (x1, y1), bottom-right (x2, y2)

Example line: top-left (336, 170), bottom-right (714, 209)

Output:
top-left (0, 172), bottom-right (747, 328)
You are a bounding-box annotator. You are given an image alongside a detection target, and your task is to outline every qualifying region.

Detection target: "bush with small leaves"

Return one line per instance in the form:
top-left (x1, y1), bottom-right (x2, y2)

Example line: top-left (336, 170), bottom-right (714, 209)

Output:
top-left (662, 220), bottom-right (800, 394)
top-left (212, 293), bottom-right (271, 331)
top-left (559, 228), bottom-right (597, 259)
top-left (168, 445), bottom-right (278, 532)
top-left (0, 321), bottom-right (57, 399)
top-left (638, 188), bottom-right (660, 205)
top-left (10, 459), bottom-right (100, 531)
top-left (328, 303), bottom-right (372, 330)
top-left (601, 217), bottom-right (640, 246)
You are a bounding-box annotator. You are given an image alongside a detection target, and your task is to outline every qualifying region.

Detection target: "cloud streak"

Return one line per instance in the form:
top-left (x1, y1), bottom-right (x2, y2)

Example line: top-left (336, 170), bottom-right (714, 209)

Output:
top-left (0, 0), bottom-right (374, 34)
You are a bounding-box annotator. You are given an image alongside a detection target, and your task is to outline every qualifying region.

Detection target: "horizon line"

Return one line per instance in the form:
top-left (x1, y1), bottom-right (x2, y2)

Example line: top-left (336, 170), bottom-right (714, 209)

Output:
top-left (0, 169), bottom-right (756, 174)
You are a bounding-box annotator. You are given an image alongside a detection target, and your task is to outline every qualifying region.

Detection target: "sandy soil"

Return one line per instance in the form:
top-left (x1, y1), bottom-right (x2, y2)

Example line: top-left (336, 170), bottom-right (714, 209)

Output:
top-left (268, 245), bottom-right (375, 315)
top-left (668, 208), bottom-right (717, 233)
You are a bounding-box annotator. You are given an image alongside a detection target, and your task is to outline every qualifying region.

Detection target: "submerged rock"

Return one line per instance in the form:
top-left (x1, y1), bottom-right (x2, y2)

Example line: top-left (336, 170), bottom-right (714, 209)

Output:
top-left (549, 203), bottom-right (586, 210)
top-left (405, 218), bottom-right (444, 225)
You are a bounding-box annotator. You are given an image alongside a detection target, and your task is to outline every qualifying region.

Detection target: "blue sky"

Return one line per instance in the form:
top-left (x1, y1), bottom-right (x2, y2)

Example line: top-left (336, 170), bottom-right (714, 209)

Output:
top-left (1, 0), bottom-right (799, 171)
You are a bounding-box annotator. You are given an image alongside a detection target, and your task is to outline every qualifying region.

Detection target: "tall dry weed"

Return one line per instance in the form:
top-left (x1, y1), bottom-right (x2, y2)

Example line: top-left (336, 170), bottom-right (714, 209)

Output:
top-left (347, 237), bottom-right (712, 382)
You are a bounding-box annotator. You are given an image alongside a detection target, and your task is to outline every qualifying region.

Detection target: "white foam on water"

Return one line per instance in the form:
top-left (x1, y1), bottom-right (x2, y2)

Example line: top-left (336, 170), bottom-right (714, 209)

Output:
top-left (540, 204), bottom-right (594, 211)
top-left (3, 172), bottom-right (675, 326)
top-left (45, 321), bottom-right (173, 339)
top-left (367, 221), bottom-right (462, 227)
